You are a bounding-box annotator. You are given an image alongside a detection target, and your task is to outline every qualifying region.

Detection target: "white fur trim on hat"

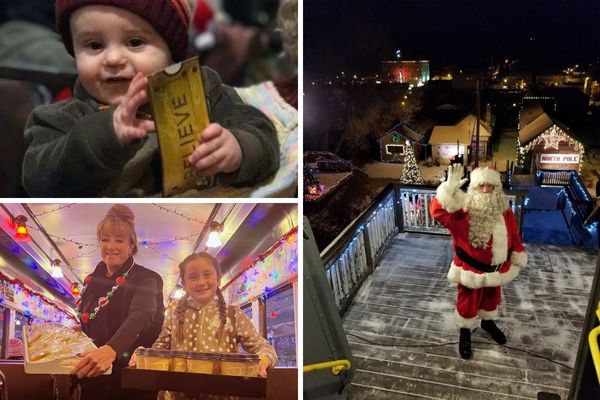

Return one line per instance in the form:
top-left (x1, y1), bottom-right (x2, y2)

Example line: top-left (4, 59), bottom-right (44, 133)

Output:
top-left (478, 308), bottom-right (499, 320)
top-left (447, 261), bottom-right (520, 289)
top-left (469, 167), bottom-right (502, 189)
top-left (435, 182), bottom-right (465, 213)
top-left (455, 309), bottom-right (477, 328)
top-left (510, 250), bottom-right (527, 269)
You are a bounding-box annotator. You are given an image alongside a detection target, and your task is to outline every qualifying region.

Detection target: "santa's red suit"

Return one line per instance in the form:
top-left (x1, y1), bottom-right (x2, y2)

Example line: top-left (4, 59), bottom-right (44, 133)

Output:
top-left (430, 168), bottom-right (527, 328)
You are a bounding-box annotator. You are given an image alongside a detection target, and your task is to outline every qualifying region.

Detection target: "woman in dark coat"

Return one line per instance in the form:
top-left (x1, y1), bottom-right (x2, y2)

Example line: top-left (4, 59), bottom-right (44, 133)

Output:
top-left (71, 204), bottom-right (164, 400)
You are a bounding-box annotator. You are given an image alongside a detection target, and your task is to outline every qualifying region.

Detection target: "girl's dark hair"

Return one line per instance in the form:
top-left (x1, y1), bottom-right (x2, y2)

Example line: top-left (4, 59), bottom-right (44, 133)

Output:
top-left (175, 253), bottom-right (227, 342)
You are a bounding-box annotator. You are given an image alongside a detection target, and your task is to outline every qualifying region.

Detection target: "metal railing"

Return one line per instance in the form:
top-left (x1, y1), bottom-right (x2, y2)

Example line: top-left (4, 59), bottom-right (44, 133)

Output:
top-left (588, 301), bottom-right (600, 385)
top-left (320, 184), bottom-right (526, 313)
top-left (398, 188), bottom-right (447, 234)
top-left (539, 170), bottom-right (595, 245)
top-left (538, 170), bottom-right (572, 186)
top-left (303, 359), bottom-right (352, 375)
top-left (321, 186), bottom-right (397, 313)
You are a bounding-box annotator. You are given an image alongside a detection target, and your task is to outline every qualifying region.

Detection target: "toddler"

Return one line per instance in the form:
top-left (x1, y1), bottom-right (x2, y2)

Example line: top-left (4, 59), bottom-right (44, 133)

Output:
top-left (21, 0), bottom-right (278, 197)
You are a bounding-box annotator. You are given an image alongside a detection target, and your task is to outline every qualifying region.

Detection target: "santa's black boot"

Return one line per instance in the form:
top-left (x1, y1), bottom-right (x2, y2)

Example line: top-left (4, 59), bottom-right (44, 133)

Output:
top-left (459, 328), bottom-right (472, 359)
top-left (481, 319), bottom-right (507, 344)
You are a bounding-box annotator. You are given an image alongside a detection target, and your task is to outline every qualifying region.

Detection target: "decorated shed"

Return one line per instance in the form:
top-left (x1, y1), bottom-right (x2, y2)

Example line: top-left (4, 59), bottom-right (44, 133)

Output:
top-left (378, 123), bottom-right (423, 163)
top-left (518, 110), bottom-right (583, 173)
top-left (429, 114), bottom-right (491, 165)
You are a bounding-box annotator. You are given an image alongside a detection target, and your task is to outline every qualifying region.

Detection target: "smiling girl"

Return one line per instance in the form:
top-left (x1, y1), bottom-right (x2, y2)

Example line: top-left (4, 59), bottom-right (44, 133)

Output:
top-left (144, 253), bottom-right (277, 399)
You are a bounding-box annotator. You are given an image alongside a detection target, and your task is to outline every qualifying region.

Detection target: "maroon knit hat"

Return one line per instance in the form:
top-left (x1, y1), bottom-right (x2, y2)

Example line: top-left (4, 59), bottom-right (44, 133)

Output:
top-left (55, 0), bottom-right (195, 62)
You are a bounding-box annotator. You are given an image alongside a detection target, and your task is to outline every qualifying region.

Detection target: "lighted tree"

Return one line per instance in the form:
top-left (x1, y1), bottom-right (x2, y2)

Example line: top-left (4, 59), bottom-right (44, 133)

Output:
top-left (400, 141), bottom-right (424, 185)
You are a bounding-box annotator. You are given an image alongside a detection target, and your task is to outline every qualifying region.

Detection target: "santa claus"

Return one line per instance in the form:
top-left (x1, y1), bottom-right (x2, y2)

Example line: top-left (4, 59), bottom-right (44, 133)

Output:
top-left (430, 164), bottom-right (527, 359)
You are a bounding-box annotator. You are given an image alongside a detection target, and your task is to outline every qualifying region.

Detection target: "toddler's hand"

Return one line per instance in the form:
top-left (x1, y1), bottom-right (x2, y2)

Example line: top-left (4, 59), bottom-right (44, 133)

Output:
top-left (113, 72), bottom-right (155, 144)
top-left (187, 123), bottom-right (242, 176)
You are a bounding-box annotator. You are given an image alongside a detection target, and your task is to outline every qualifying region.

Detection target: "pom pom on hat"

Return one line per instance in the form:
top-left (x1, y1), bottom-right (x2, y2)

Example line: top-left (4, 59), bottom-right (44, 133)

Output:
top-left (55, 0), bottom-right (198, 62)
top-left (469, 166), bottom-right (502, 189)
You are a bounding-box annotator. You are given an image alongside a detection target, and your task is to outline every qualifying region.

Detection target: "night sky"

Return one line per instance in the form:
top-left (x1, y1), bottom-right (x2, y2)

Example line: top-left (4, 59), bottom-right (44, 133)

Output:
top-left (305, 0), bottom-right (600, 78)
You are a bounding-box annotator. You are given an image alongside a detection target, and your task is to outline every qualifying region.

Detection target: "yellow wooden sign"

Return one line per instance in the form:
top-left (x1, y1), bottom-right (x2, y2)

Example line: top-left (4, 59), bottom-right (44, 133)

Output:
top-left (148, 57), bottom-right (210, 196)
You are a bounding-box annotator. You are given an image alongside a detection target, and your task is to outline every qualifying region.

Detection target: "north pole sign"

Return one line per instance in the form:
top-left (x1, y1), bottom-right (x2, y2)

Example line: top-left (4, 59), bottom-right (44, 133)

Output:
top-left (540, 153), bottom-right (580, 164)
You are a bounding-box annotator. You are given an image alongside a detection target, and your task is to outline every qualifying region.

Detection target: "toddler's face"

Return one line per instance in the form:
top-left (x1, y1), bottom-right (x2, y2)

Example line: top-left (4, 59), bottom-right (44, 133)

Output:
top-left (182, 258), bottom-right (219, 306)
top-left (70, 5), bottom-right (173, 105)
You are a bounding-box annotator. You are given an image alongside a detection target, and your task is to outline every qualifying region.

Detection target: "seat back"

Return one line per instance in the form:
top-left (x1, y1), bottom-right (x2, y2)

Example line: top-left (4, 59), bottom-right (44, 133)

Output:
top-left (0, 79), bottom-right (39, 197)
top-left (0, 369), bottom-right (8, 400)
top-left (0, 361), bottom-right (71, 400)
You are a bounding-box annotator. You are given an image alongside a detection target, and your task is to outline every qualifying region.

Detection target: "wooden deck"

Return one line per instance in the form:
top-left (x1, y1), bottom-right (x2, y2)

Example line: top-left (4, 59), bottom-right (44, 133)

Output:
top-left (343, 232), bottom-right (598, 399)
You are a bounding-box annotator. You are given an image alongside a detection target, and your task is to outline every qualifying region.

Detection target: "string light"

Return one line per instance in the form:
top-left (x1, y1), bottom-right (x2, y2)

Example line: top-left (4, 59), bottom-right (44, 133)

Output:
top-left (222, 227), bottom-right (298, 305)
top-left (146, 246), bottom-right (183, 265)
top-left (26, 226), bottom-right (97, 249)
top-left (151, 232), bottom-right (201, 246)
top-left (152, 204), bottom-right (207, 225)
top-left (32, 204), bottom-right (77, 217)
top-left (69, 247), bottom-right (98, 261)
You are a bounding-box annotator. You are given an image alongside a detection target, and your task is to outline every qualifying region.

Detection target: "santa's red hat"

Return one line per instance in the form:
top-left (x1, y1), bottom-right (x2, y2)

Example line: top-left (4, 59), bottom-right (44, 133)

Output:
top-left (469, 166), bottom-right (501, 189)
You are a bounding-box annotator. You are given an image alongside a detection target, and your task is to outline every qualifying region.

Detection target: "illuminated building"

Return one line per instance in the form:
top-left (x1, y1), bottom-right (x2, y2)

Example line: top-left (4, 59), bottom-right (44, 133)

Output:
top-left (381, 60), bottom-right (430, 85)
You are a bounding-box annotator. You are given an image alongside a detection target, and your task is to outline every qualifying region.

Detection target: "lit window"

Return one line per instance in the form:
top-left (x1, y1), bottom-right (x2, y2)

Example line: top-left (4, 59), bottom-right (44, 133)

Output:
top-left (241, 303), bottom-right (252, 321)
top-left (265, 285), bottom-right (296, 367)
top-left (386, 144), bottom-right (405, 155)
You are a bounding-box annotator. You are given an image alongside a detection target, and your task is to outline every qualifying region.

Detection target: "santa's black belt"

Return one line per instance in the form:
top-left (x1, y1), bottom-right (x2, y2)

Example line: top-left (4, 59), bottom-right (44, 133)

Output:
top-left (455, 246), bottom-right (503, 273)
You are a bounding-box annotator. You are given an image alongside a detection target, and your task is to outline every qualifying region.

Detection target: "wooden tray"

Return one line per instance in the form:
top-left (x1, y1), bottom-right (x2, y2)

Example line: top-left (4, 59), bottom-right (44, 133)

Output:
top-left (121, 368), bottom-right (267, 398)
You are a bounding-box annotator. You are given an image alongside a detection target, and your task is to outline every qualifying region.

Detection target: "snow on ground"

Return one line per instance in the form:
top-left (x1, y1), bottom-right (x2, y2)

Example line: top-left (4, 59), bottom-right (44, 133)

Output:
top-left (360, 161), bottom-right (445, 184)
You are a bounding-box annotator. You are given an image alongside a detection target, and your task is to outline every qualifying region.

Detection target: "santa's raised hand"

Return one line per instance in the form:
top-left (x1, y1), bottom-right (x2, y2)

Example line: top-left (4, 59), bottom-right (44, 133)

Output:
top-left (446, 163), bottom-right (468, 193)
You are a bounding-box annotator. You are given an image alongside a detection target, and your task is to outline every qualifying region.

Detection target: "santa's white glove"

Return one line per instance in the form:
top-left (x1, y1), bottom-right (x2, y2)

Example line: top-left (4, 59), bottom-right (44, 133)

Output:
top-left (446, 164), bottom-right (468, 193)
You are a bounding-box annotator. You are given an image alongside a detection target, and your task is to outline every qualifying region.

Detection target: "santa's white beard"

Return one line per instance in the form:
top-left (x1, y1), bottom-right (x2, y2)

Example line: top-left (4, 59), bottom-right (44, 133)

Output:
top-left (465, 190), bottom-right (506, 248)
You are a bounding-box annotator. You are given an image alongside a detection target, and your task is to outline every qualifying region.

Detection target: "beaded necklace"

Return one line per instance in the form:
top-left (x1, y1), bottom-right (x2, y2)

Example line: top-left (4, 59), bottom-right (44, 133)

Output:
top-left (76, 258), bottom-right (135, 324)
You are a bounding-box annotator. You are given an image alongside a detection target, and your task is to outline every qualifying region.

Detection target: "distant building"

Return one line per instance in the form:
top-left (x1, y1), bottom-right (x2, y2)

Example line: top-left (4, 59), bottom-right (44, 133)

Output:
top-left (381, 60), bottom-right (430, 85)
top-left (535, 74), bottom-right (565, 88)
top-left (429, 115), bottom-right (491, 165)
top-left (451, 71), bottom-right (482, 90)
top-left (490, 74), bottom-right (530, 91)
top-left (378, 124), bottom-right (423, 163)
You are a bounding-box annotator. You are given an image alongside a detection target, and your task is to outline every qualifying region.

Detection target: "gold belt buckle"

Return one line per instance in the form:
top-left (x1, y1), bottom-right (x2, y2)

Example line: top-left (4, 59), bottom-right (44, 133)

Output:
top-left (147, 57), bottom-right (210, 196)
